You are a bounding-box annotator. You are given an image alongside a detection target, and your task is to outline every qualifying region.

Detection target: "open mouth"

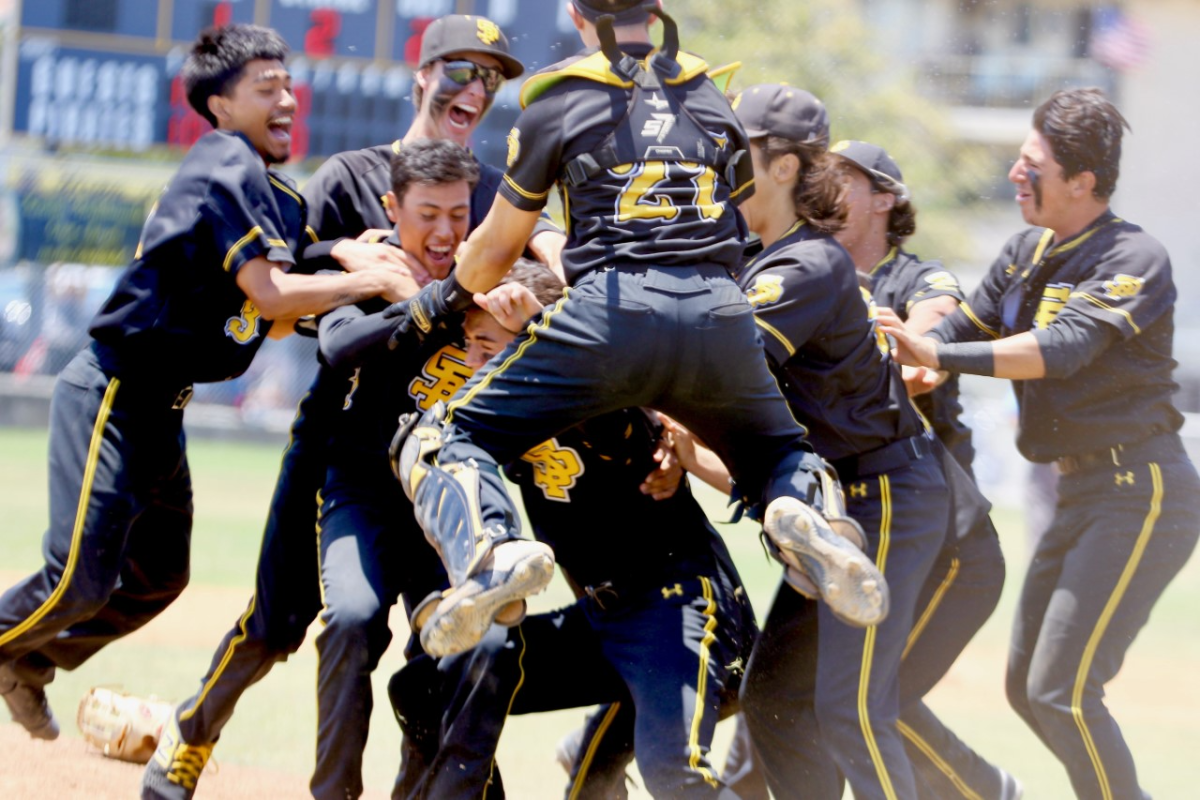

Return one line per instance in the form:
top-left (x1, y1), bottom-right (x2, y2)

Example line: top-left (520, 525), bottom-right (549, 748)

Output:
top-left (267, 116), bottom-right (293, 144)
top-left (447, 103), bottom-right (479, 131)
top-left (425, 243), bottom-right (455, 272)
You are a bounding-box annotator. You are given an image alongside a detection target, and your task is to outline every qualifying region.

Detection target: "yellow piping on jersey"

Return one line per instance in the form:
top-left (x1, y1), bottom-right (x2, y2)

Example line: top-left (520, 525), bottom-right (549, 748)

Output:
top-left (569, 702), bottom-right (622, 800)
top-left (446, 288), bottom-right (571, 422)
top-left (267, 173), bottom-right (303, 207)
top-left (1030, 229), bottom-right (1055, 267)
top-left (858, 474), bottom-right (898, 800)
top-left (1070, 462), bottom-right (1163, 800)
top-left (1069, 292), bottom-right (1142, 335)
top-left (503, 174), bottom-right (551, 202)
top-left (870, 246), bottom-right (899, 276)
top-left (902, 557), bottom-right (959, 661)
top-left (0, 378), bottom-right (120, 649)
top-left (959, 301), bottom-right (999, 340)
top-left (753, 317), bottom-right (795, 358)
top-left (305, 226), bottom-right (319, 244)
top-left (224, 226), bottom-right (263, 272)
top-left (520, 50), bottom-right (711, 108)
top-left (686, 577), bottom-right (720, 788)
top-left (897, 719), bottom-right (986, 800)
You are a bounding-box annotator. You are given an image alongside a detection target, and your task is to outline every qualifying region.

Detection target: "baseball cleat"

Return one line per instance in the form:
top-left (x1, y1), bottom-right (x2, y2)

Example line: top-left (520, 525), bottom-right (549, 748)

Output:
top-left (141, 719), bottom-right (212, 800)
top-left (0, 664), bottom-right (59, 740)
top-left (764, 496), bottom-right (889, 627)
top-left (420, 539), bottom-right (555, 657)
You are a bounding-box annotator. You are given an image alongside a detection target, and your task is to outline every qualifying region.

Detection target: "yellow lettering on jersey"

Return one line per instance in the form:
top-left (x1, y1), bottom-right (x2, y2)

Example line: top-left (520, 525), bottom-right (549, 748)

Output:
top-left (614, 162), bottom-right (679, 222)
top-left (1115, 471), bottom-right (1136, 486)
top-left (679, 162), bottom-right (723, 221)
top-left (860, 287), bottom-right (890, 356)
top-left (849, 482), bottom-right (868, 498)
top-left (923, 271), bottom-right (960, 292)
top-left (1103, 273), bottom-right (1145, 300)
top-left (225, 300), bottom-right (262, 344)
top-left (410, 345), bottom-right (474, 411)
top-left (520, 439), bottom-right (584, 502)
top-left (343, 368), bottom-right (361, 410)
top-left (746, 274), bottom-right (784, 308)
top-left (1033, 283), bottom-right (1073, 330)
top-left (662, 583), bottom-right (684, 599)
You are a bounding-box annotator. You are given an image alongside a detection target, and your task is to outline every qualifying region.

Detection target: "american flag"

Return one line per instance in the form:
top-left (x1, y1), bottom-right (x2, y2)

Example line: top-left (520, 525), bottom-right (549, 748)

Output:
top-left (1090, 9), bottom-right (1152, 71)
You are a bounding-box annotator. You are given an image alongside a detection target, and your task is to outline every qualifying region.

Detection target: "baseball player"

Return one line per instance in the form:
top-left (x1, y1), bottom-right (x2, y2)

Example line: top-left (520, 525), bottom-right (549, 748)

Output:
top-left (880, 88), bottom-right (1200, 799)
top-left (666, 83), bottom-right (950, 800)
top-left (0, 23), bottom-right (408, 744)
top-left (141, 16), bottom-right (551, 799)
top-left (389, 0), bottom-right (887, 664)
top-left (388, 259), bottom-right (756, 799)
top-left (833, 140), bottom-right (1018, 798)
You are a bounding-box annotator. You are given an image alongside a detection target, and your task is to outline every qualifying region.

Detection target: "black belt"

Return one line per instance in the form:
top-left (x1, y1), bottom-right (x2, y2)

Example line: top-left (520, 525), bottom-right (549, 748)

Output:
top-left (832, 435), bottom-right (932, 482)
top-left (1056, 432), bottom-right (1183, 477)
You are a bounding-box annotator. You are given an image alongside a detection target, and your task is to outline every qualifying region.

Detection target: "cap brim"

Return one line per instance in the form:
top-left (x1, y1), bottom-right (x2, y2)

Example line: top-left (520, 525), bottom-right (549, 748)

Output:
top-left (740, 125), bottom-right (770, 139)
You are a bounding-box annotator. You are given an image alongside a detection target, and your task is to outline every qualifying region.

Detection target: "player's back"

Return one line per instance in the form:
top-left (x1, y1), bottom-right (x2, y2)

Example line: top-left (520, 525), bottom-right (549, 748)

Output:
top-left (504, 45), bottom-right (749, 283)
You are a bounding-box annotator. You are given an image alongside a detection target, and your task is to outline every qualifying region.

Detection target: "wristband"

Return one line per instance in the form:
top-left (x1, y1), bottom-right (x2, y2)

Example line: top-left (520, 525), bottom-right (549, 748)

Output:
top-left (935, 341), bottom-right (995, 376)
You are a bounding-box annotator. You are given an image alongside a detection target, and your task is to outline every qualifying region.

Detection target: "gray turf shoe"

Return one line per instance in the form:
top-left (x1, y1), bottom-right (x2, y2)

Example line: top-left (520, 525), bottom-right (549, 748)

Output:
top-left (420, 539), bottom-right (555, 657)
top-left (764, 496), bottom-right (889, 627)
top-left (0, 663), bottom-right (59, 740)
top-left (141, 719), bottom-right (212, 800)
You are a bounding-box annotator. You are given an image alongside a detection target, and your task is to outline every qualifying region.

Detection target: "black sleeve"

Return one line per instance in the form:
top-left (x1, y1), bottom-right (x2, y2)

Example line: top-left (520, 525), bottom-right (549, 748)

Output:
top-left (317, 303), bottom-right (396, 369)
top-left (497, 94), bottom-right (566, 212)
top-left (1031, 307), bottom-right (1121, 379)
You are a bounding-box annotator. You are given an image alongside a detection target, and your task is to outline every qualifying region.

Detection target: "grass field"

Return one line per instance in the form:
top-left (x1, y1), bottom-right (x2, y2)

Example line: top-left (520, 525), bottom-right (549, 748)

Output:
top-left (2, 424), bottom-right (1198, 798)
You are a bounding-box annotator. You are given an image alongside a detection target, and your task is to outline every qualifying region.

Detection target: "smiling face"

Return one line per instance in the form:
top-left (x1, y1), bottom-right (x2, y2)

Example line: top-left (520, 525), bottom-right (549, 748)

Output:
top-left (413, 53), bottom-right (503, 146)
top-left (386, 179), bottom-right (471, 279)
top-left (463, 307), bottom-right (517, 369)
top-left (213, 58), bottom-right (296, 164)
top-left (1008, 128), bottom-right (1077, 232)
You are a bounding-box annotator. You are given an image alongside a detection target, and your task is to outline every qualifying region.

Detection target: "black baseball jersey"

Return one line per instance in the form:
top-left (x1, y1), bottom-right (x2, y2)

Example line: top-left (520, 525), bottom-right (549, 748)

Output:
top-left (504, 408), bottom-right (723, 590)
top-left (737, 222), bottom-right (923, 462)
top-left (304, 140), bottom-right (503, 241)
top-left (934, 210), bottom-right (1183, 462)
top-left (499, 45), bottom-right (751, 284)
top-left (866, 247), bottom-right (973, 467)
top-left (90, 130), bottom-right (308, 383)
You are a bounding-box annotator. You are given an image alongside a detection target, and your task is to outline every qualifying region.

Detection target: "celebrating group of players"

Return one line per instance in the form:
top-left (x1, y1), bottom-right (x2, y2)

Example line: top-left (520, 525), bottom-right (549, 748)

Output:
top-left (2, 2), bottom-right (1197, 799)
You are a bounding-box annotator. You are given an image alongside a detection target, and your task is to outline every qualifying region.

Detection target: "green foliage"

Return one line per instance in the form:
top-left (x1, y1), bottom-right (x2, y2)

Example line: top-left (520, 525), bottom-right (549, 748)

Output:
top-left (678, 0), bottom-right (995, 263)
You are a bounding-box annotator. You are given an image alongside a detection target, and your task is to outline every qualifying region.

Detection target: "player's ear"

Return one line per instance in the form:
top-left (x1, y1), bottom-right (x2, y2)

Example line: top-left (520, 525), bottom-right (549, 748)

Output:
top-left (1071, 170), bottom-right (1096, 198)
top-left (384, 191), bottom-right (400, 224)
top-left (566, 2), bottom-right (585, 32)
top-left (872, 192), bottom-right (896, 213)
top-left (773, 153), bottom-right (800, 184)
top-left (207, 94), bottom-right (231, 125)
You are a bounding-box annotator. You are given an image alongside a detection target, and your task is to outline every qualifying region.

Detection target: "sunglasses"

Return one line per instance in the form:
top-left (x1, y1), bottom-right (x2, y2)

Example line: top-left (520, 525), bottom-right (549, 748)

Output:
top-left (439, 60), bottom-right (505, 94)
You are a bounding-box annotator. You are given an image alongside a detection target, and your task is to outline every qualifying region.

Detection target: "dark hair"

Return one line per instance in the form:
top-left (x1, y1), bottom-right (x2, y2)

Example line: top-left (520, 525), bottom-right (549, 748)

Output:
top-left (1033, 87), bottom-right (1130, 199)
top-left (758, 137), bottom-right (847, 234)
top-left (498, 258), bottom-right (565, 307)
top-left (182, 25), bottom-right (289, 127)
top-left (390, 138), bottom-right (481, 202)
top-left (886, 198), bottom-right (917, 246)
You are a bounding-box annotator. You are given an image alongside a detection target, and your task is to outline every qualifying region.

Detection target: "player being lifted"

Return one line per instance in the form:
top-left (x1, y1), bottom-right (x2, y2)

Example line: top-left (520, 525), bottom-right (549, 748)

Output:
top-left (0, 24), bottom-right (409, 741)
top-left (390, 0), bottom-right (888, 661)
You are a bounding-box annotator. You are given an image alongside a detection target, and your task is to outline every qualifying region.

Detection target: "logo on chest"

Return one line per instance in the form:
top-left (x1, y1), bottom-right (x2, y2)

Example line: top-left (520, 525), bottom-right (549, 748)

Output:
top-left (409, 344), bottom-right (474, 411)
top-left (1033, 283), bottom-right (1073, 330)
top-left (521, 439), bottom-right (585, 502)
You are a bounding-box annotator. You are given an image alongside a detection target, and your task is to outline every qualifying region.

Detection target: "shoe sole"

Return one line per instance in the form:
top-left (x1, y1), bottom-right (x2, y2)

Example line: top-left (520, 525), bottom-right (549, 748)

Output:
top-left (764, 497), bottom-right (889, 628)
top-left (420, 546), bottom-right (554, 657)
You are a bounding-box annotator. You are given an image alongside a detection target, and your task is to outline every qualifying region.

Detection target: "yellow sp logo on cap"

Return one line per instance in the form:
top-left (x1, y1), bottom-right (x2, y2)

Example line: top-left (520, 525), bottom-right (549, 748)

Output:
top-left (476, 18), bottom-right (500, 45)
top-left (1103, 273), bottom-right (1145, 300)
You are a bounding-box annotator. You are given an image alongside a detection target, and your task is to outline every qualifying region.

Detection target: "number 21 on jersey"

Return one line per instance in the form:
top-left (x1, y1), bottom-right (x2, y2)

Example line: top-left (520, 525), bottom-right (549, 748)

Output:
top-left (611, 161), bottom-right (723, 223)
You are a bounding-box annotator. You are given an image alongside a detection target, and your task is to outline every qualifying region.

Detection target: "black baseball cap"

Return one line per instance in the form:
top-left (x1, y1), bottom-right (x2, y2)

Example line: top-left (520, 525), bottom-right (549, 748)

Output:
top-left (732, 84), bottom-right (829, 146)
top-left (831, 140), bottom-right (910, 202)
top-left (572, 0), bottom-right (654, 25)
top-left (418, 15), bottom-right (524, 80)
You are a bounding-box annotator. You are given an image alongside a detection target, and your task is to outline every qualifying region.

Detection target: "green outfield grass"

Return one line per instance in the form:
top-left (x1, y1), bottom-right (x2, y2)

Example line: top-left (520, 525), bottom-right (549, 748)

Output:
top-left (2, 425), bottom-right (1198, 798)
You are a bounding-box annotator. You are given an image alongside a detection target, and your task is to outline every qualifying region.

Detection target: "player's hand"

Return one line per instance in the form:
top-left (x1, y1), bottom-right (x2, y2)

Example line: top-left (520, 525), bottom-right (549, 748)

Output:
top-left (641, 435), bottom-right (684, 501)
top-left (900, 365), bottom-right (943, 397)
top-left (876, 307), bottom-right (940, 369)
top-left (377, 270), bottom-right (423, 304)
top-left (356, 228), bottom-right (394, 243)
top-left (474, 284), bottom-right (545, 333)
top-left (658, 414), bottom-right (700, 473)
top-left (332, 240), bottom-right (433, 286)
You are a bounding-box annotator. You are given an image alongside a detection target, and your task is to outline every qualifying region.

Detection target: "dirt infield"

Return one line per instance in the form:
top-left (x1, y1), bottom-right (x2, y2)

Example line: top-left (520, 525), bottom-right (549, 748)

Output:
top-left (0, 726), bottom-right (317, 799)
